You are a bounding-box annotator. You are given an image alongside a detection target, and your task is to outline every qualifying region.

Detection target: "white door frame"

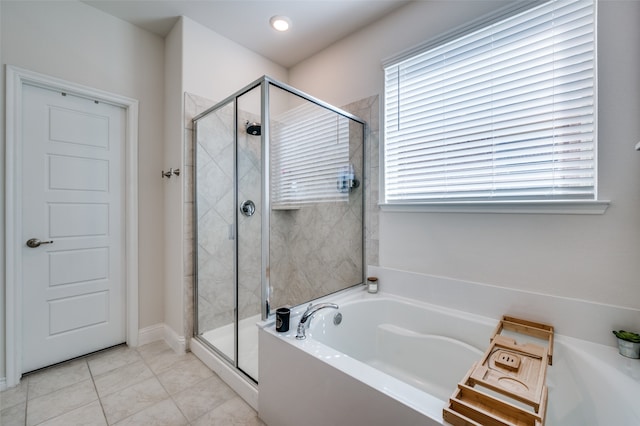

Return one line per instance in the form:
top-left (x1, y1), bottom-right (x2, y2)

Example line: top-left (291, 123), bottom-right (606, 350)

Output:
top-left (5, 66), bottom-right (139, 387)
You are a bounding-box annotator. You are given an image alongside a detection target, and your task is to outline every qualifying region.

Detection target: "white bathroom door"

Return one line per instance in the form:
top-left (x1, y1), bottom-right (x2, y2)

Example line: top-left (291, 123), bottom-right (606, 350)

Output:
top-left (20, 83), bottom-right (126, 373)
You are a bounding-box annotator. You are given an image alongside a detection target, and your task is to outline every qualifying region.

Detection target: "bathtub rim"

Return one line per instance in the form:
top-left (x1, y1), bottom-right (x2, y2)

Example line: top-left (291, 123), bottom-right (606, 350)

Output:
top-left (259, 288), bottom-right (501, 421)
top-left (259, 285), bottom-right (640, 424)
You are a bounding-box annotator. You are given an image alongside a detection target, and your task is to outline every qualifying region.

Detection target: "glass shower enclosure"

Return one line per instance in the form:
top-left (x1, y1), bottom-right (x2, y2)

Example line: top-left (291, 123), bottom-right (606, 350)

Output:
top-left (193, 76), bottom-right (365, 384)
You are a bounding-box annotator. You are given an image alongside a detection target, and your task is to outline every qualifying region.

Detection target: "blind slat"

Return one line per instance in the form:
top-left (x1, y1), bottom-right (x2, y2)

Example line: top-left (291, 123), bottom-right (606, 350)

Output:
top-left (271, 103), bottom-right (353, 205)
top-left (384, 0), bottom-right (595, 203)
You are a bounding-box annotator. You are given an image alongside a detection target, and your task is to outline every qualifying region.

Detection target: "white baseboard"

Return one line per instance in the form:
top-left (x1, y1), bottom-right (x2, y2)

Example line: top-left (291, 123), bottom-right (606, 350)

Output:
top-left (164, 325), bottom-right (187, 354)
top-left (137, 323), bottom-right (186, 354)
top-left (137, 323), bottom-right (166, 347)
top-left (0, 377), bottom-right (7, 392)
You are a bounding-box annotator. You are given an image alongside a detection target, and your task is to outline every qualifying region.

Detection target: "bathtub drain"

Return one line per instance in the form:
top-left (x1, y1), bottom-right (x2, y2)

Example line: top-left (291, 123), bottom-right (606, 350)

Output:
top-left (333, 312), bottom-right (343, 326)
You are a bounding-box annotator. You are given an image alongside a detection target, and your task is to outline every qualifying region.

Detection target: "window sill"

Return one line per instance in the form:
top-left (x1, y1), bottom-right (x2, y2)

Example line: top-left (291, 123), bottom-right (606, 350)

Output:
top-left (379, 200), bottom-right (610, 215)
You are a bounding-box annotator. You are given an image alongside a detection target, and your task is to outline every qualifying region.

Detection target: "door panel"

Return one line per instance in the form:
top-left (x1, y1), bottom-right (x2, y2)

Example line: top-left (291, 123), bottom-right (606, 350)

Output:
top-left (48, 203), bottom-right (109, 237)
top-left (48, 155), bottom-right (109, 191)
top-left (49, 248), bottom-right (109, 285)
top-left (21, 84), bottom-right (126, 373)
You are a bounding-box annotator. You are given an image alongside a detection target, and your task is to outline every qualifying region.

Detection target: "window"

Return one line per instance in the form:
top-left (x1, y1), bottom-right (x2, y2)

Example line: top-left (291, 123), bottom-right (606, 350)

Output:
top-left (383, 0), bottom-right (596, 205)
top-left (271, 102), bottom-right (351, 206)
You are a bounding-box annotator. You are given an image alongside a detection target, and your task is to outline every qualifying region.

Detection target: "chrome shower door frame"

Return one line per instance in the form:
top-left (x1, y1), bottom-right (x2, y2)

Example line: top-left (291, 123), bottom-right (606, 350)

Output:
top-left (192, 75), bottom-right (367, 385)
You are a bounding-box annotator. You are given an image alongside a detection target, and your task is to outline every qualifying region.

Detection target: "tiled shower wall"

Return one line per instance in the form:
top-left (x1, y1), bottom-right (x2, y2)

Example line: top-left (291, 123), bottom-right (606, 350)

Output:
top-left (183, 91), bottom-right (380, 338)
top-left (186, 95), bottom-right (263, 335)
top-left (269, 117), bottom-right (364, 309)
top-left (342, 95), bottom-right (380, 268)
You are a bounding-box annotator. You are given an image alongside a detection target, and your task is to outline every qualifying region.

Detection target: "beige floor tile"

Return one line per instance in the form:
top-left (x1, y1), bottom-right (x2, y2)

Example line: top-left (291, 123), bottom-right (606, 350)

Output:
top-left (27, 359), bottom-right (91, 399)
top-left (36, 400), bottom-right (107, 426)
top-left (0, 376), bottom-right (29, 410)
top-left (112, 398), bottom-right (188, 426)
top-left (93, 359), bottom-right (154, 398)
top-left (0, 400), bottom-right (26, 426)
top-left (172, 374), bottom-right (237, 421)
top-left (135, 340), bottom-right (171, 359)
top-left (26, 379), bottom-right (97, 426)
top-left (191, 396), bottom-right (264, 426)
top-left (156, 356), bottom-right (213, 395)
top-left (87, 345), bottom-right (142, 377)
top-left (7, 341), bottom-right (259, 426)
top-left (100, 377), bottom-right (168, 425)
top-left (139, 346), bottom-right (190, 375)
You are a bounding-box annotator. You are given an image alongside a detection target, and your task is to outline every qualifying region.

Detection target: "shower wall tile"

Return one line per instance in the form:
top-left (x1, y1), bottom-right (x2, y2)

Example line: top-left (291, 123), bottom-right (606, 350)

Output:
top-left (187, 91), bottom-right (380, 339)
top-left (183, 236), bottom-right (195, 277)
top-left (184, 93), bottom-right (216, 130)
top-left (184, 92), bottom-right (218, 342)
top-left (342, 95), bottom-right (380, 267)
top-left (183, 203), bottom-right (194, 248)
top-left (183, 274), bottom-right (194, 344)
top-left (267, 96), bottom-right (379, 309)
top-left (184, 129), bottom-right (194, 167)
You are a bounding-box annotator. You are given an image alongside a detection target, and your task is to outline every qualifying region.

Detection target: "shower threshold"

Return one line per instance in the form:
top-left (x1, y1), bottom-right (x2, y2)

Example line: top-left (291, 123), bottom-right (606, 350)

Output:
top-left (201, 313), bottom-right (261, 381)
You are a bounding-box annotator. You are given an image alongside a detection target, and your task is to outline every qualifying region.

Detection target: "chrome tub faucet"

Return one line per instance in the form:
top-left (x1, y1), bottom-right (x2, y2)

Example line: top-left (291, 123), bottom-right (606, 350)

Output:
top-left (295, 302), bottom-right (339, 340)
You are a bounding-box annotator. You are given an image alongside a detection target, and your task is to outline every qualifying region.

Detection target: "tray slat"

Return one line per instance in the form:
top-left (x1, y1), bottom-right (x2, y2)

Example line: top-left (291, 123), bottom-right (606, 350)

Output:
top-left (445, 316), bottom-right (553, 426)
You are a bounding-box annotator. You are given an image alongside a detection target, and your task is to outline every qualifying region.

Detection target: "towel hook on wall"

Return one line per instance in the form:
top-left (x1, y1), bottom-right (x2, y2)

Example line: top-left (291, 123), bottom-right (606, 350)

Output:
top-left (162, 168), bottom-right (180, 179)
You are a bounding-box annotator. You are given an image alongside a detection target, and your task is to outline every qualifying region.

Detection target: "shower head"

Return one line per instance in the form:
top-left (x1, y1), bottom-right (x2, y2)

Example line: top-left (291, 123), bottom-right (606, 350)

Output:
top-left (245, 121), bottom-right (261, 136)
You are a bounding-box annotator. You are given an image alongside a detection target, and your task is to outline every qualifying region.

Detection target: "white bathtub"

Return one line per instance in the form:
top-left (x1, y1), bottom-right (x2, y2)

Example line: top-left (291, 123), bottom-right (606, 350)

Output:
top-left (258, 289), bottom-right (640, 426)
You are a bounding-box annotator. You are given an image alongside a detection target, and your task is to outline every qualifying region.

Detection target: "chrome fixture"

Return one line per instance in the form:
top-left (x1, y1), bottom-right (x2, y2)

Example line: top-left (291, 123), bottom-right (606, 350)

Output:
top-left (26, 238), bottom-right (54, 248)
top-left (333, 312), bottom-right (343, 326)
top-left (295, 303), bottom-right (339, 340)
top-left (240, 200), bottom-right (256, 217)
top-left (337, 163), bottom-right (359, 193)
top-left (162, 168), bottom-right (180, 178)
top-left (245, 121), bottom-right (261, 136)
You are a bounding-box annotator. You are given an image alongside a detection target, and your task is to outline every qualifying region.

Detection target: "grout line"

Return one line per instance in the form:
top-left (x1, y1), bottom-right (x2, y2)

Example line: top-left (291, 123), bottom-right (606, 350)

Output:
top-left (137, 345), bottom-right (193, 425)
top-left (24, 376), bottom-right (29, 426)
top-left (8, 342), bottom-right (259, 426)
top-left (86, 359), bottom-right (109, 425)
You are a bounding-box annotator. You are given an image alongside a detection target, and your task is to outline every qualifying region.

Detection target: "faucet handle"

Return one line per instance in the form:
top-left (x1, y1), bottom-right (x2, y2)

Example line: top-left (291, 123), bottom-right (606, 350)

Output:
top-left (303, 303), bottom-right (313, 315)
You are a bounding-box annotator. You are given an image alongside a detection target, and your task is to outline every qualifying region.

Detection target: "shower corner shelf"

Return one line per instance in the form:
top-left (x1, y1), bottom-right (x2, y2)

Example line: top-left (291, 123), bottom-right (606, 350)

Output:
top-left (443, 316), bottom-right (554, 426)
top-left (271, 204), bottom-right (301, 211)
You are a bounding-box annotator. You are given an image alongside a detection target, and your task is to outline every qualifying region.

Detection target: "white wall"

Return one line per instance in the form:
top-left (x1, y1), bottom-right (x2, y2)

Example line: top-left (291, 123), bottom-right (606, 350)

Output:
top-left (1, 0), bottom-right (166, 378)
top-left (162, 16), bottom-right (287, 345)
top-left (0, 0), bottom-right (5, 383)
top-left (181, 16), bottom-right (288, 101)
top-left (289, 0), bottom-right (640, 310)
top-left (163, 18), bottom-right (185, 347)
top-left (289, 1), bottom-right (508, 107)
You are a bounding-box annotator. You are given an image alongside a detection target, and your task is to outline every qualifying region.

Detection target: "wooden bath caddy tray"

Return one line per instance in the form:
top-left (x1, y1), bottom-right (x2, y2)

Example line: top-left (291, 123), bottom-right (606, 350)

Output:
top-left (443, 316), bottom-right (554, 426)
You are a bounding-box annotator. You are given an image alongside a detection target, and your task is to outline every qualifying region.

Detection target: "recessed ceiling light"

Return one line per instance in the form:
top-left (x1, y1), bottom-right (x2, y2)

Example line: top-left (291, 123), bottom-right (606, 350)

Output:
top-left (270, 15), bottom-right (291, 32)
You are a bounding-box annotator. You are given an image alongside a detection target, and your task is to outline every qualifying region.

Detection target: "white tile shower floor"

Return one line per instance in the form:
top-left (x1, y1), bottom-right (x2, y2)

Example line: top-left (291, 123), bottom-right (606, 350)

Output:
top-left (201, 314), bottom-right (260, 381)
top-left (0, 341), bottom-right (265, 426)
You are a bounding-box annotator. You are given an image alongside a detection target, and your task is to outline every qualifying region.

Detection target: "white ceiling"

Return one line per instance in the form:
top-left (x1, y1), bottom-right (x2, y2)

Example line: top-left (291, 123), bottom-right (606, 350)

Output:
top-left (82, 0), bottom-right (413, 68)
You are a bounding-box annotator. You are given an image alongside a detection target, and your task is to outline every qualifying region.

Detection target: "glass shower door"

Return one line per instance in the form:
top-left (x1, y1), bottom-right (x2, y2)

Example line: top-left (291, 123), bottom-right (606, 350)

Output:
top-left (195, 100), bottom-right (236, 364)
top-left (236, 87), bottom-right (262, 381)
top-left (193, 76), bottom-right (364, 386)
top-left (194, 87), bottom-right (262, 383)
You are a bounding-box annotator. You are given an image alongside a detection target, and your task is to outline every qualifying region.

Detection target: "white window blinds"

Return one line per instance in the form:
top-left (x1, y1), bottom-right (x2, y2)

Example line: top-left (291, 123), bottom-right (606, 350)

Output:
top-left (384, 0), bottom-right (595, 203)
top-left (271, 103), bottom-right (350, 205)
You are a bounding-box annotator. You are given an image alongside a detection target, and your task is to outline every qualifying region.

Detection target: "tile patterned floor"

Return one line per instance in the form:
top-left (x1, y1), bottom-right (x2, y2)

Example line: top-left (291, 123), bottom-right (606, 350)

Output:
top-left (0, 341), bottom-right (265, 425)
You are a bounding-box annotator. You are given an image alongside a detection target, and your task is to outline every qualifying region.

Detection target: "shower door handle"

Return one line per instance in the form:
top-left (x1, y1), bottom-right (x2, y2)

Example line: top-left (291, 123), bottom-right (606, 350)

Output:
top-left (240, 200), bottom-right (256, 217)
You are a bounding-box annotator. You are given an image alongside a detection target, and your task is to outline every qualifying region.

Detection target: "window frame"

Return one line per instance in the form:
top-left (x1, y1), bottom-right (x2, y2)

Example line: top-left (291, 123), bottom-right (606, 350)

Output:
top-left (380, 0), bottom-right (609, 214)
